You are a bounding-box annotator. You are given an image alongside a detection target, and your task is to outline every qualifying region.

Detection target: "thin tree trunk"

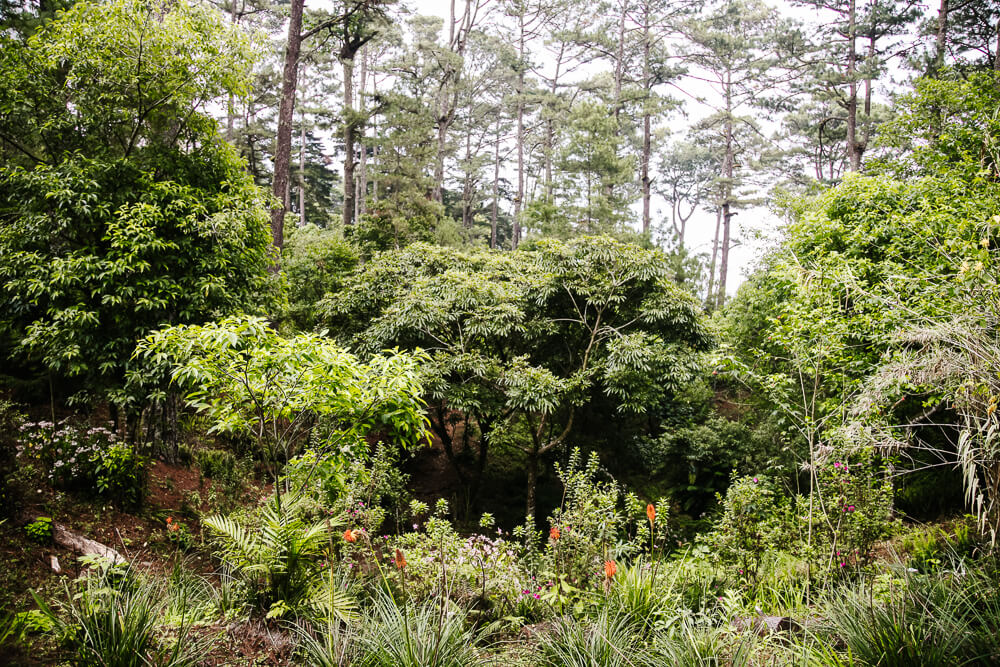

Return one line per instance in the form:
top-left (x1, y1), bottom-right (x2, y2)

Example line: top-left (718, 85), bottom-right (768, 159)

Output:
top-left (342, 54), bottom-right (356, 228)
top-left (298, 106), bottom-right (306, 228)
top-left (513, 14), bottom-right (525, 249)
top-left (270, 0), bottom-right (306, 251)
top-left (462, 130), bottom-right (473, 227)
top-left (641, 4), bottom-right (652, 235)
top-left (932, 0), bottom-right (948, 75)
top-left (359, 45), bottom-right (368, 219)
top-left (845, 0), bottom-right (861, 171)
top-left (491, 117), bottom-right (500, 249)
top-left (708, 206), bottom-right (720, 305)
top-left (716, 82), bottom-right (734, 309)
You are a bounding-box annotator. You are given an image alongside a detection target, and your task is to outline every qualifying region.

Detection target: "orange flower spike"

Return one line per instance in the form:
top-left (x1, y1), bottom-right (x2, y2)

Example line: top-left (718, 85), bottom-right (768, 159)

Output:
top-left (646, 504), bottom-right (656, 526)
top-left (170, 523), bottom-right (179, 532)
top-left (343, 529), bottom-right (357, 543)
top-left (549, 526), bottom-right (561, 541)
top-left (166, 517), bottom-right (172, 525)
top-left (394, 548), bottom-right (407, 570)
top-left (604, 560), bottom-right (617, 579)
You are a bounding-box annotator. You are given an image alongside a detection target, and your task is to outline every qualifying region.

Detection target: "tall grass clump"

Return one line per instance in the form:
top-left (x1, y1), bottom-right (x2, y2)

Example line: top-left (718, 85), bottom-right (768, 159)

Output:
top-left (536, 611), bottom-right (653, 667)
top-left (355, 592), bottom-right (482, 667)
top-left (821, 567), bottom-right (1000, 666)
top-left (32, 558), bottom-right (208, 666)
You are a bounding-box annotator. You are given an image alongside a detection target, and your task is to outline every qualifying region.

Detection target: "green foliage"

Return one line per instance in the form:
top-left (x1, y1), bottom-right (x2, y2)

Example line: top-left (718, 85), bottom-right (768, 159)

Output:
top-left (821, 569), bottom-right (1000, 666)
top-left (354, 593), bottom-right (482, 667)
top-left (135, 316), bottom-right (429, 495)
top-left (281, 225), bottom-right (359, 332)
top-left (902, 516), bottom-right (981, 573)
top-left (806, 452), bottom-right (896, 573)
top-left (327, 237), bottom-right (711, 514)
top-left (24, 516), bottom-right (52, 543)
top-left (878, 71), bottom-right (1000, 181)
top-left (639, 402), bottom-right (763, 513)
top-left (31, 559), bottom-right (208, 667)
top-left (387, 500), bottom-right (528, 614)
top-left (0, 398), bottom-right (24, 511)
top-left (195, 449), bottom-right (237, 482)
top-left (0, 0), bottom-right (276, 405)
top-left (703, 475), bottom-right (790, 584)
top-left (536, 611), bottom-right (650, 667)
top-left (203, 494), bottom-right (344, 614)
top-left (16, 420), bottom-right (147, 508)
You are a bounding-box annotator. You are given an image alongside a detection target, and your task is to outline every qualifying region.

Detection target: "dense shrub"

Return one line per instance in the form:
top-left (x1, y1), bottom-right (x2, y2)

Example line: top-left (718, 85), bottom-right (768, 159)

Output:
top-left (16, 420), bottom-right (147, 508)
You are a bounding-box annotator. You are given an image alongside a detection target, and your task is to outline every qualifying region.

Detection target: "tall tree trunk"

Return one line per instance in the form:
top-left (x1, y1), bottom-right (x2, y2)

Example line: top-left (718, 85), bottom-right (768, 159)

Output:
top-left (513, 13), bottom-right (525, 250)
top-left (708, 207), bottom-right (720, 305)
top-left (491, 117), bottom-right (500, 249)
top-left (342, 54), bottom-right (356, 228)
top-left (716, 74), bottom-right (734, 309)
top-left (931, 0), bottom-right (948, 75)
top-left (462, 130), bottom-right (473, 227)
top-left (359, 44), bottom-right (368, 219)
top-left (298, 117), bottom-right (306, 228)
top-left (270, 0), bottom-right (306, 251)
top-left (845, 0), bottom-right (861, 171)
top-left (226, 0), bottom-right (239, 141)
top-left (543, 44), bottom-right (564, 199)
top-left (640, 4), bottom-right (652, 235)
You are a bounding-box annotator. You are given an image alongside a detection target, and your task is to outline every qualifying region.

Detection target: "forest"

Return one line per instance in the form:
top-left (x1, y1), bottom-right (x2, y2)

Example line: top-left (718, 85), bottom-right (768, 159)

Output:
top-left (2, 0), bottom-right (1000, 664)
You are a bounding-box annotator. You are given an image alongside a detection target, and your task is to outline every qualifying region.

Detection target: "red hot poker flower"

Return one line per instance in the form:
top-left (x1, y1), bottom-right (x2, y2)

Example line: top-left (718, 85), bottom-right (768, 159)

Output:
top-left (549, 526), bottom-right (561, 540)
top-left (646, 504), bottom-right (656, 525)
top-left (394, 548), bottom-right (407, 569)
top-left (343, 529), bottom-right (357, 543)
top-left (604, 560), bottom-right (617, 579)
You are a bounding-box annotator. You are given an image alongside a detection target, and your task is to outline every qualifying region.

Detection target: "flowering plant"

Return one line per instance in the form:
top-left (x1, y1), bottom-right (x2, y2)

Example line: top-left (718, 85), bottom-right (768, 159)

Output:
top-left (16, 420), bottom-right (146, 508)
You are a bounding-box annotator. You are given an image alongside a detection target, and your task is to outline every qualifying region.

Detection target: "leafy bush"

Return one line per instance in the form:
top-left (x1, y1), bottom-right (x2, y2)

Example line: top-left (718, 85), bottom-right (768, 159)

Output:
top-left (16, 420), bottom-right (147, 508)
top-left (195, 448), bottom-right (237, 482)
top-left (0, 0), bottom-right (276, 406)
top-left (539, 449), bottom-right (667, 607)
top-left (385, 499), bottom-right (530, 618)
top-left (536, 611), bottom-right (651, 667)
top-left (805, 450), bottom-right (897, 574)
top-left (703, 474), bottom-right (790, 584)
top-left (903, 516), bottom-right (981, 573)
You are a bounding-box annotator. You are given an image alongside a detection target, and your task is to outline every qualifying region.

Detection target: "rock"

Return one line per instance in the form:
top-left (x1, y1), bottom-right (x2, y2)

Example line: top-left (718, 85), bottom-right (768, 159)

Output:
top-left (51, 521), bottom-right (126, 564)
top-left (17, 511), bottom-right (126, 565)
top-left (50, 555), bottom-right (61, 573)
top-left (732, 615), bottom-right (801, 635)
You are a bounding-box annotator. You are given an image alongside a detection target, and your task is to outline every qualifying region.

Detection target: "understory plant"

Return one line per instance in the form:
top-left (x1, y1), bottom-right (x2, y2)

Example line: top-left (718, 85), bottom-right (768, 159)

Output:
top-left (31, 557), bottom-right (207, 666)
top-left (355, 592), bottom-right (482, 667)
top-left (16, 420), bottom-right (147, 508)
top-left (820, 567), bottom-right (1000, 666)
top-left (203, 493), bottom-right (343, 617)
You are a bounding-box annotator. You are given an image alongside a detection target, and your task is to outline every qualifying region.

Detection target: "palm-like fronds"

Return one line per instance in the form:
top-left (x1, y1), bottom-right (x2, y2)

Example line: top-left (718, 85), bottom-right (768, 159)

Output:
top-left (203, 494), bottom-right (342, 611)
